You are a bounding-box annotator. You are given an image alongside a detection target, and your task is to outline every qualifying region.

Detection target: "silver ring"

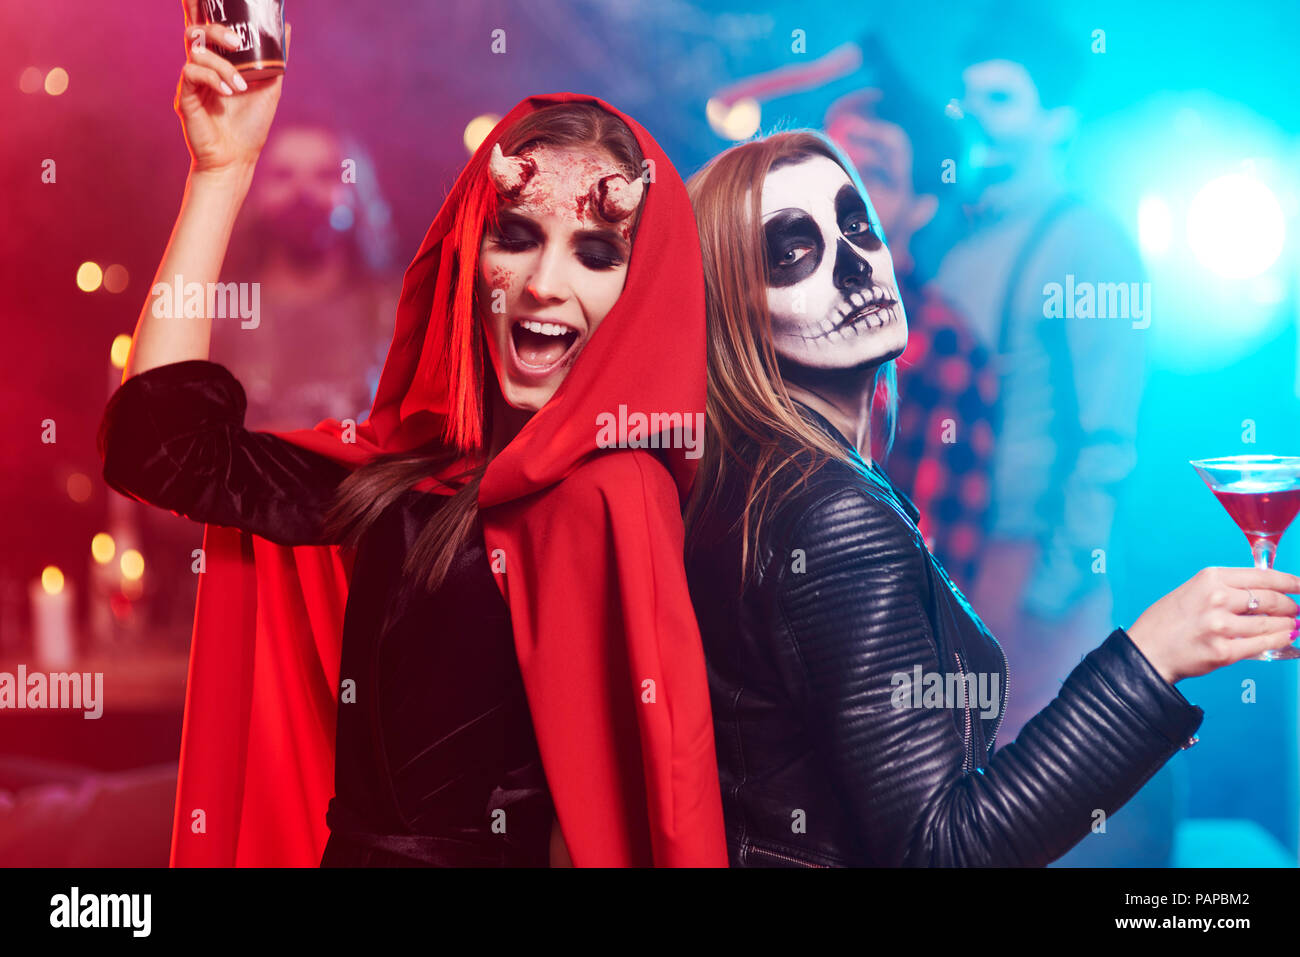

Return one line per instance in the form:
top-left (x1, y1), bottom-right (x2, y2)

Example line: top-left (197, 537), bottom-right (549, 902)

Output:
top-left (1247, 589), bottom-right (1260, 612)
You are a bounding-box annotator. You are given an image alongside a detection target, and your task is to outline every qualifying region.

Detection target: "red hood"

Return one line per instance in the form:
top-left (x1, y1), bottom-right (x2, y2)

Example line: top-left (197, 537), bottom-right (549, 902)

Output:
top-left (273, 91), bottom-right (705, 506)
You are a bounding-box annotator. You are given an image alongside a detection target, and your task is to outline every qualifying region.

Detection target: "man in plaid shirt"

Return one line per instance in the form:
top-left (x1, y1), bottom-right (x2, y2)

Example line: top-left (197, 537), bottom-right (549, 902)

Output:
top-left (826, 84), bottom-right (998, 597)
top-left (877, 279), bottom-right (998, 595)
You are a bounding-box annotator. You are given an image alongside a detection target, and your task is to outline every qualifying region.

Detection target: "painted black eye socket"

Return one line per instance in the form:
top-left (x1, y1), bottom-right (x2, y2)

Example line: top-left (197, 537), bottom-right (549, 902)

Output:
top-left (835, 183), bottom-right (884, 250)
top-left (844, 218), bottom-right (883, 249)
top-left (763, 209), bottom-right (824, 287)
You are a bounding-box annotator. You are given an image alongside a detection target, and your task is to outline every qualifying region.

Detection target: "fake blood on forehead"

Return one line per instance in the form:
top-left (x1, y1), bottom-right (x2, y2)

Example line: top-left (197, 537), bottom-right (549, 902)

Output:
top-left (510, 147), bottom-right (634, 241)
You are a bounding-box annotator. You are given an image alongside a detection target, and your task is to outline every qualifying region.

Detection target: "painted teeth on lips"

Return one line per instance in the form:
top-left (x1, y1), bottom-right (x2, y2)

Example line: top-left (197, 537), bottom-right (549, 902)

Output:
top-left (843, 290), bottom-right (891, 315)
top-left (801, 291), bottom-right (895, 340)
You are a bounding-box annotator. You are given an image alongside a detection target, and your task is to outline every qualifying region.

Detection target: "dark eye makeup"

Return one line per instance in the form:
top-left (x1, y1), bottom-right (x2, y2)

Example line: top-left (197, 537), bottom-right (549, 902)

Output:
top-left (835, 183), bottom-right (883, 251)
top-left (763, 209), bottom-right (824, 287)
top-left (575, 239), bottom-right (624, 270)
top-left (490, 213), bottom-right (541, 252)
top-left (489, 213), bottom-right (626, 271)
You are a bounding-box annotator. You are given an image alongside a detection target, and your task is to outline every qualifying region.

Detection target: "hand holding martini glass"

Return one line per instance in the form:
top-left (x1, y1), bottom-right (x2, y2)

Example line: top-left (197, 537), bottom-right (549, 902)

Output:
top-left (1191, 454), bottom-right (1300, 660)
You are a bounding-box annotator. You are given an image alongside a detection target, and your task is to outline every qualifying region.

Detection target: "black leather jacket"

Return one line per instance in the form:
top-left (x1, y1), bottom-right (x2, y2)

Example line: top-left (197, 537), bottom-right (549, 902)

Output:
top-left (685, 402), bottom-right (1204, 866)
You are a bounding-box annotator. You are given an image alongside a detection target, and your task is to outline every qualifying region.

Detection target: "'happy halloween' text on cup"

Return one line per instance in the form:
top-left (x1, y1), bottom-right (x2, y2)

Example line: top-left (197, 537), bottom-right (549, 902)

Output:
top-left (197, 0), bottom-right (286, 80)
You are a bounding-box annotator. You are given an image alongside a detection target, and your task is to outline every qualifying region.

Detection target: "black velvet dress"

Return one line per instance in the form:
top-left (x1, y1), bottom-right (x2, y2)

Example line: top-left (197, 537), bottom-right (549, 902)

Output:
top-left (98, 359), bottom-right (554, 866)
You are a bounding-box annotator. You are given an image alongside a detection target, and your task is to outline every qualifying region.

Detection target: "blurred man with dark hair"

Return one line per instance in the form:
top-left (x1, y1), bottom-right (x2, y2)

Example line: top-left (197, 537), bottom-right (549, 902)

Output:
top-left (212, 122), bottom-right (399, 431)
top-left (824, 57), bottom-right (998, 596)
top-left (936, 8), bottom-right (1168, 867)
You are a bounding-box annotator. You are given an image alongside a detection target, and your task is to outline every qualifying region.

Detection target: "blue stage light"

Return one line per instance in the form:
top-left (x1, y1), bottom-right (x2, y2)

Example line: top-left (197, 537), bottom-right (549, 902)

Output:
top-left (1186, 173), bottom-right (1285, 279)
top-left (1137, 195), bottom-right (1172, 257)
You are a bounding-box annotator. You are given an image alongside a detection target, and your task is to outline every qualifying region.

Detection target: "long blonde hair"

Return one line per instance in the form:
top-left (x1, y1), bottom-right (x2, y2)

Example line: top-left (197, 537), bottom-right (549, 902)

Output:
top-left (683, 130), bottom-right (897, 589)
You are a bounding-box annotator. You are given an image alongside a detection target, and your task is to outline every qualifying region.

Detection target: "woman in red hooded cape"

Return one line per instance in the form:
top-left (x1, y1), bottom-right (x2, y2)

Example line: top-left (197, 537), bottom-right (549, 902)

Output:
top-left (100, 90), bottom-right (726, 867)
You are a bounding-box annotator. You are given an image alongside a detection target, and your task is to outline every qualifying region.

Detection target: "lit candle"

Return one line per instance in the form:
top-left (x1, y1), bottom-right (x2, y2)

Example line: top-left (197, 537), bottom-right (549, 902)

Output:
top-left (30, 566), bottom-right (75, 669)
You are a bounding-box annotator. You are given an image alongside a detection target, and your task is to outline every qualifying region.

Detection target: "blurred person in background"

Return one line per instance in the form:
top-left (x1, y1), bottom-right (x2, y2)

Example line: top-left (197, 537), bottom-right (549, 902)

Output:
top-left (935, 7), bottom-right (1161, 865)
top-left (824, 49), bottom-right (997, 595)
top-left (109, 122), bottom-right (401, 647)
top-left (104, 124), bottom-right (401, 649)
top-left (212, 121), bottom-right (398, 431)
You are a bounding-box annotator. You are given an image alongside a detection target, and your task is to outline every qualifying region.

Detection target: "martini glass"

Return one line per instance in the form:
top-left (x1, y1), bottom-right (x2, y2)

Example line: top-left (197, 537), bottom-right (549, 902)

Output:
top-left (1191, 455), bottom-right (1300, 660)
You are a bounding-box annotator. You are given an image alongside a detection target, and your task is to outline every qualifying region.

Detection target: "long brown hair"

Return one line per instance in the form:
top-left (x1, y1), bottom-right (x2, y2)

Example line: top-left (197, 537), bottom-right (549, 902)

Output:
top-left (683, 130), bottom-right (897, 589)
top-left (321, 103), bottom-right (646, 593)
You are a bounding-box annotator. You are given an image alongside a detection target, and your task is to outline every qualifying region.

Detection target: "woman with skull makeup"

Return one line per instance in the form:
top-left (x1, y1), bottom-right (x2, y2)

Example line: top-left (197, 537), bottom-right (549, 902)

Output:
top-left (96, 5), bottom-right (725, 870)
top-left (683, 131), bottom-right (1300, 867)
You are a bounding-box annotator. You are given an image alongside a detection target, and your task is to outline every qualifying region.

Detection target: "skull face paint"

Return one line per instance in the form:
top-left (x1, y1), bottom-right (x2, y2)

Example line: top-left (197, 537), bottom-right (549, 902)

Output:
top-left (477, 143), bottom-right (641, 412)
top-left (761, 154), bottom-right (907, 371)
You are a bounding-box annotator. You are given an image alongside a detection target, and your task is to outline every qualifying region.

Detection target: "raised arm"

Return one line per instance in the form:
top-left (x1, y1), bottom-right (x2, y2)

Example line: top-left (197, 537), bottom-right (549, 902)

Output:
top-left (775, 488), bottom-right (1295, 866)
top-left (100, 12), bottom-right (347, 544)
top-left (123, 6), bottom-right (287, 380)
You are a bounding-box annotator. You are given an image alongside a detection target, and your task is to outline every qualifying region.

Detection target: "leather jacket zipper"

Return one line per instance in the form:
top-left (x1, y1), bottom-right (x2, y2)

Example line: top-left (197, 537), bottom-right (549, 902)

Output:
top-left (748, 845), bottom-right (828, 868)
top-left (954, 650), bottom-right (973, 773)
top-left (931, 551), bottom-right (1012, 762)
top-left (989, 633), bottom-right (1010, 752)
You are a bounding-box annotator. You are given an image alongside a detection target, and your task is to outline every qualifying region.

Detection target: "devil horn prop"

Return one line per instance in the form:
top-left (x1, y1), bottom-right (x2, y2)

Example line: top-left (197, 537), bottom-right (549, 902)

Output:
top-left (488, 143), bottom-right (537, 198)
top-left (593, 173), bottom-right (645, 222)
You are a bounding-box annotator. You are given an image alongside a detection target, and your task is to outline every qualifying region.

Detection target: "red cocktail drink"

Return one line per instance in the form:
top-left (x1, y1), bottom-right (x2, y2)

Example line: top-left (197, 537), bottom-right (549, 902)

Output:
top-left (1211, 485), bottom-right (1300, 547)
top-left (1192, 455), bottom-right (1300, 661)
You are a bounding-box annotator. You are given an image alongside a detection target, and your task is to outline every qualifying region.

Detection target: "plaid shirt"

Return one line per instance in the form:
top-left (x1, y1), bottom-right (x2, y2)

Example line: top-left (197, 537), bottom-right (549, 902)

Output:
top-left (873, 277), bottom-right (998, 594)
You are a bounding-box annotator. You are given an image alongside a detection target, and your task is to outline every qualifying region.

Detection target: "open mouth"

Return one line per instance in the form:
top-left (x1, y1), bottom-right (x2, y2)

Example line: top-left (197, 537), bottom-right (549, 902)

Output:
top-left (508, 317), bottom-right (583, 378)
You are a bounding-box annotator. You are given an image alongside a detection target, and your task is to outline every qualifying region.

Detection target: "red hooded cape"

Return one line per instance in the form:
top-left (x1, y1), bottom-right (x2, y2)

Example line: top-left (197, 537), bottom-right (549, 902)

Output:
top-left (170, 92), bottom-right (727, 867)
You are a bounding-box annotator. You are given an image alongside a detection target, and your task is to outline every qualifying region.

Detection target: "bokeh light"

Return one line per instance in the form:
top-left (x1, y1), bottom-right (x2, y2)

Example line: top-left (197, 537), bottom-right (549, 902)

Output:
top-left (120, 548), bottom-right (145, 581)
top-left (18, 67), bottom-right (42, 94)
top-left (706, 97), bottom-right (761, 141)
top-left (1137, 195), bottom-right (1172, 256)
top-left (66, 472), bottom-right (93, 503)
top-left (103, 264), bottom-right (129, 293)
top-left (330, 204), bottom-right (355, 230)
top-left (463, 114), bottom-right (500, 154)
top-left (76, 261), bottom-right (103, 292)
top-left (110, 333), bottom-right (132, 369)
top-left (44, 67), bottom-right (69, 95)
top-left (41, 565), bottom-right (65, 595)
top-left (91, 532), bottom-right (116, 564)
top-left (1186, 173), bottom-right (1285, 279)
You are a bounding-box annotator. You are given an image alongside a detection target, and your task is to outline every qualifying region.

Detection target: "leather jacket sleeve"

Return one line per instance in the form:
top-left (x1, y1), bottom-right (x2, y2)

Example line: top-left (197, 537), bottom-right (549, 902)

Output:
top-left (97, 359), bottom-right (353, 546)
top-left (775, 486), bottom-right (1204, 866)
